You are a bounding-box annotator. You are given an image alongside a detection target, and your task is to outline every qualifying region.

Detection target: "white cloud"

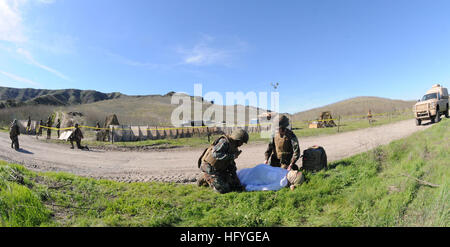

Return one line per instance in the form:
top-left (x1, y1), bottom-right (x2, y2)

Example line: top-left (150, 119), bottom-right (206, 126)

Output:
top-left (0, 70), bottom-right (40, 86)
top-left (183, 45), bottom-right (230, 66)
top-left (177, 35), bottom-right (247, 66)
top-left (16, 47), bottom-right (69, 80)
top-left (178, 41), bottom-right (230, 66)
top-left (104, 35), bottom-right (247, 70)
top-left (104, 49), bottom-right (174, 71)
top-left (33, 34), bottom-right (78, 55)
top-left (37, 0), bottom-right (55, 4)
top-left (0, 0), bottom-right (56, 43)
top-left (0, 0), bottom-right (27, 43)
top-left (105, 50), bottom-right (160, 69)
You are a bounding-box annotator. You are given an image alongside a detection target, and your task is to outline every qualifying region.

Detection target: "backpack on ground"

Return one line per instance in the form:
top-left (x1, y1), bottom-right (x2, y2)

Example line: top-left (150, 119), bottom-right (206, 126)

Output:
top-left (302, 145), bottom-right (327, 171)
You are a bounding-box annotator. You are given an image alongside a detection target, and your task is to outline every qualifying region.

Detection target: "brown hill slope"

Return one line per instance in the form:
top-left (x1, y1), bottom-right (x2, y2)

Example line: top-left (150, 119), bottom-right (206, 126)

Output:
top-left (63, 94), bottom-right (264, 126)
top-left (0, 87), bottom-right (123, 108)
top-left (291, 96), bottom-right (415, 121)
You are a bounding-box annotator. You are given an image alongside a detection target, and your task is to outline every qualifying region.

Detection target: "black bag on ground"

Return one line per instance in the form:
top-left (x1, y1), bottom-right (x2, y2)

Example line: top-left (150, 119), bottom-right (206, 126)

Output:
top-left (302, 145), bottom-right (327, 171)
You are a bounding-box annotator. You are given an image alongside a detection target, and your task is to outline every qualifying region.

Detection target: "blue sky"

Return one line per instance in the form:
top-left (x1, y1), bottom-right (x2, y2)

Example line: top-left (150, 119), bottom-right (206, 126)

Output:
top-left (1, 0), bottom-right (450, 113)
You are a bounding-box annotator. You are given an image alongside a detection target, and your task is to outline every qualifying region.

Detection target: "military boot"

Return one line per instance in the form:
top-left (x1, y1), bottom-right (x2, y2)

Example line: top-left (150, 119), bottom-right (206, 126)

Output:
top-left (197, 176), bottom-right (209, 187)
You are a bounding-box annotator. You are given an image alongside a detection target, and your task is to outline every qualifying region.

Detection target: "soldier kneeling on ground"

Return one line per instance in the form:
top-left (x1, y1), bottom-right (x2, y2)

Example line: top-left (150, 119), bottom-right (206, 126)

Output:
top-left (264, 115), bottom-right (300, 170)
top-left (9, 119), bottom-right (20, 151)
top-left (197, 129), bottom-right (249, 194)
top-left (69, 124), bottom-right (89, 151)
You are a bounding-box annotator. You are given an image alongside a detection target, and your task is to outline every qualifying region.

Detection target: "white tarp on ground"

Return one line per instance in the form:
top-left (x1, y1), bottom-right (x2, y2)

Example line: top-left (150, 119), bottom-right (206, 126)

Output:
top-left (237, 164), bottom-right (289, 191)
top-left (59, 130), bottom-right (73, 141)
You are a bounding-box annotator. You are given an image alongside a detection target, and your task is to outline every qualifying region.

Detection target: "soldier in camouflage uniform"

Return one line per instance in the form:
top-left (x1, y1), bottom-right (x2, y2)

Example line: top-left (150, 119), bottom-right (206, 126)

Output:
top-left (55, 119), bottom-right (61, 138)
top-left (10, 119), bottom-right (20, 150)
top-left (367, 109), bottom-right (373, 124)
top-left (264, 115), bottom-right (300, 169)
top-left (36, 120), bottom-right (44, 139)
top-left (46, 116), bottom-right (52, 139)
top-left (197, 129), bottom-right (248, 194)
top-left (69, 124), bottom-right (89, 150)
top-left (26, 116), bottom-right (31, 135)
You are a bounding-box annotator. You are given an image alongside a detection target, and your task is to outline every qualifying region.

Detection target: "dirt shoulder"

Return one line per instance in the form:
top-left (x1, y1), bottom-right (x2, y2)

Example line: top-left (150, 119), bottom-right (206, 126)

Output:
top-left (0, 119), bottom-right (432, 183)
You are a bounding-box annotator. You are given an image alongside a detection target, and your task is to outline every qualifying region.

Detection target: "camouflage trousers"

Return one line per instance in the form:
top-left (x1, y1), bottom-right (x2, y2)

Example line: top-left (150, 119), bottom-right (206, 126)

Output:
top-left (10, 136), bottom-right (19, 150)
top-left (198, 163), bottom-right (243, 194)
top-left (70, 139), bottom-right (89, 150)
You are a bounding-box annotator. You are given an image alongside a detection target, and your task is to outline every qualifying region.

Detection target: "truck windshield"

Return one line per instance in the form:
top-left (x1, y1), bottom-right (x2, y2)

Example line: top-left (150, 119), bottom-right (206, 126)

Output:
top-left (422, 93), bottom-right (437, 101)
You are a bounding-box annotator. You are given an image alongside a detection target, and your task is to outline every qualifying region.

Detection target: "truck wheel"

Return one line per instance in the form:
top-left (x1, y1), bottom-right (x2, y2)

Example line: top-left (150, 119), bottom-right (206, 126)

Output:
top-left (415, 119), bottom-right (421, 126)
top-left (434, 112), bottom-right (440, 123)
top-left (446, 106), bottom-right (449, 118)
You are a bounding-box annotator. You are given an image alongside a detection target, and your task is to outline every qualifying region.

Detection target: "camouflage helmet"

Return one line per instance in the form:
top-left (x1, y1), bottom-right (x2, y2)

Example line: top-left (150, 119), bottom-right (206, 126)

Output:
top-left (230, 129), bottom-right (249, 144)
top-left (278, 115), bottom-right (290, 128)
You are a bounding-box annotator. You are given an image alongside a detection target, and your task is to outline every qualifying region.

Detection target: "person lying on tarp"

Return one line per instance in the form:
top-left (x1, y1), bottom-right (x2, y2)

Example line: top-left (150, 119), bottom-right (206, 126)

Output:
top-left (237, 164), bottom-right (304, 191)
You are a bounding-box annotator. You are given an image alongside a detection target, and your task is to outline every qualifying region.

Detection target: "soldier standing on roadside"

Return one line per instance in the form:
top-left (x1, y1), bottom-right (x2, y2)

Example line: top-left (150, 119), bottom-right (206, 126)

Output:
top-left (264, 115), bottom-right (300, 170)
top-left (197, 129), bottom-right (248, 194)
top-left (36, 119), bottom-right (44, 139)
top-left (10, 119), bottom-right (20, 150)
top-left (95, 121), bottom-right (102, 141)
top-left (367, 109), bottom-right (373, 124)
top-left (26, 116), bottom-right (31, 135)
top-left (55, 119), bottom-right (61, 138)
top-left (46, 116), bottom-right (52, 139)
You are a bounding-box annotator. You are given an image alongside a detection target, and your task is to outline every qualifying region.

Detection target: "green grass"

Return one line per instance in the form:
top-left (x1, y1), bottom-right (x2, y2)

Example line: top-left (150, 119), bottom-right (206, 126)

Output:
top-left (0, 126), bottom-right (8, 133)
top-left (1, 118), bottom-right (448, 227)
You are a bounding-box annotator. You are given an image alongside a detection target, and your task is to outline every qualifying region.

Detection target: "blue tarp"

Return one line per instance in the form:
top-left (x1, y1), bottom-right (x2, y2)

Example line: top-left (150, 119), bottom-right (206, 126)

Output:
top-left (237, 164), bottom-right (289, 191)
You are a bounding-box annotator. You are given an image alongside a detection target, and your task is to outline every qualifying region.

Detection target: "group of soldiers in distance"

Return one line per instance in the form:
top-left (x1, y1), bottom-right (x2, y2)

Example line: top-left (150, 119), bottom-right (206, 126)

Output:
top-left (197, 115), bottom-right (302, 193)
top-left (9, 116), bottom-right (88, 151)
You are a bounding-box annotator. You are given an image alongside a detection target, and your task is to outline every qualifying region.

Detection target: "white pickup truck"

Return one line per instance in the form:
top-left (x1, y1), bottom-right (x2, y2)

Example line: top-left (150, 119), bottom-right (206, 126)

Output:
top-left (413, 84), bottom-right (449, 125)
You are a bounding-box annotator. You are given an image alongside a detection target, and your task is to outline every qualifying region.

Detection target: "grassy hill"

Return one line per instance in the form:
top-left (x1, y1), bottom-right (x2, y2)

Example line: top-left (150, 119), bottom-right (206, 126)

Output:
top-left (292, 96), bottom-right (416, 121)
top-left (0, 87), bottom-right (416, 127)
top-left (0, 87), bottom-right (264, 126)
top-left (0, 87), bottom-right (123, 108)
top-left (1, 119), bottom-right (448, 226)
top-left (63, 94), bottom-right (265, 126)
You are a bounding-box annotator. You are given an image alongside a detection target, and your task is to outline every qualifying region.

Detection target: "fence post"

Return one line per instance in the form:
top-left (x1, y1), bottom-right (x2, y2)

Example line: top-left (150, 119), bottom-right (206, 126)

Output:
top-left (337, 116), bottom-right (341, 133)
top-left (111, 126), bottom-right (114, 144)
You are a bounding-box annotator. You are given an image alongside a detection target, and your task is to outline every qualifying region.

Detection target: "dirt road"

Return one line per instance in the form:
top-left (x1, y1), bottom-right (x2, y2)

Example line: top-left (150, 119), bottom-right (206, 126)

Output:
top-left (0, 119), bottom-right (432, 183)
